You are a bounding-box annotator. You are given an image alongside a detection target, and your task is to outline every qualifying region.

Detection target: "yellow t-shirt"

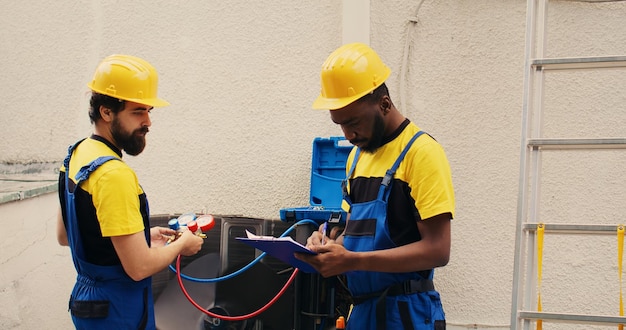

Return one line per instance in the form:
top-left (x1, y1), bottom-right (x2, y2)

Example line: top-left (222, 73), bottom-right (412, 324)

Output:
top-left (344, 120), bottom-right (455, 245)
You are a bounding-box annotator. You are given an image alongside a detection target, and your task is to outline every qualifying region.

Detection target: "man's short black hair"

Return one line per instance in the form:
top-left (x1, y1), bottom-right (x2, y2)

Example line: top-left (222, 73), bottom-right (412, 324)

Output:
top-left (88, 93), bottom-right (125, 124)
top-left (357, 83), bottom-right (390, 105)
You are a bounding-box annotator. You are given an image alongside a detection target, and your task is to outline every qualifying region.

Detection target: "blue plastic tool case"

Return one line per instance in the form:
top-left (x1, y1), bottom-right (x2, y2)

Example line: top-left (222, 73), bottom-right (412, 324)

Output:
top-left (280, 136), bottom-right (353, 224)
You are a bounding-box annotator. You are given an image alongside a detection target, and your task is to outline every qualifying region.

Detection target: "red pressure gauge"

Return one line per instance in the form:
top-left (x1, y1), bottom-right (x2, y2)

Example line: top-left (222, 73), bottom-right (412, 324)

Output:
top-left (196, 215), bottom-right (215, 232)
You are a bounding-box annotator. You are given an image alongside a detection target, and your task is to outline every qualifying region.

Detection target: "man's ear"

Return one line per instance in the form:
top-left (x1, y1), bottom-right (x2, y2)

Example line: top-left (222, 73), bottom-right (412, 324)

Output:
top-left (380, 96), bottom-right (391, 115)
top-left (100, 106), bottom-right (113, 122)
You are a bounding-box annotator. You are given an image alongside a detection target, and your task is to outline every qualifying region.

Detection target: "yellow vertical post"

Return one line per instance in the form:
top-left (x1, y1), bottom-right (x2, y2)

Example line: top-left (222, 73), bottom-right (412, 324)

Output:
top-left (618, 225), bottom-right (624, 330)
top-left (537, 223), bottom-right (544, 330)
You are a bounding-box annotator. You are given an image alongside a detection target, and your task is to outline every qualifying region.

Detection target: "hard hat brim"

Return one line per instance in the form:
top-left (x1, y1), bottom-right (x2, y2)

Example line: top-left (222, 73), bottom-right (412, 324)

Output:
top-left (312, 93), bottom-right (365, 111)
top-left (125, 97), bottom-right (170, 108)
top-left (88, 84), bottom-right (170, 107)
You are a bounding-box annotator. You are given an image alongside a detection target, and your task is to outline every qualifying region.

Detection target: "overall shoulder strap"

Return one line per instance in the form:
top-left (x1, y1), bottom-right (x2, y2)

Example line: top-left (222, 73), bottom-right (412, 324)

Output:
top-left (75, 156), bottom-right (120, 182)
top-left (64, 138), bottom-right (122, 186)
top-left (63, 138), bottom-right (86, 171)
top-left (342, 148), bottom-right (361, 206)
top-left (377, 131), bottom-right (425, 200)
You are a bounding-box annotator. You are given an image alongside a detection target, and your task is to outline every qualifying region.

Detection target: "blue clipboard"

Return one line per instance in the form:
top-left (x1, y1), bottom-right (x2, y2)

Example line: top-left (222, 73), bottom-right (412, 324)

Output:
top-left (236, 230), bottom-right (317, 273)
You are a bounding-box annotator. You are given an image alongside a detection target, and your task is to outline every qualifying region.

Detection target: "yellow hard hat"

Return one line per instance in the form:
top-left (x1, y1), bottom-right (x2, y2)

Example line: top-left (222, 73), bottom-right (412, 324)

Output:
top-left (312, 43), bottom-right (391, 110)
top-left (87, 54), bottom-right (169, 107)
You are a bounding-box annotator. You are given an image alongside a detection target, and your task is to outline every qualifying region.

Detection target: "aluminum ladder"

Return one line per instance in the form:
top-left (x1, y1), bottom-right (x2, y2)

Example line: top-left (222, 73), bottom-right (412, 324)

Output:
top-left (510, 0), bottom-right (626, 328)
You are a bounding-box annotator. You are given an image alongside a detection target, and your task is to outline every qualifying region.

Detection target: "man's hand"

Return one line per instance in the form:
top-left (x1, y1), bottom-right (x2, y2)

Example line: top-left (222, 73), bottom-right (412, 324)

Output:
top-left (175, 230), bottom-right (204, 256)
top-left (295, 240), bottom-right (356, 278)
top-left (306, 223), bottom-right (344, 248)
top-left (150, 226), bottom-right (176, 247)
top-left (296, 223), bottom-right (350, 277)
top-left (306, 229), bottom-right (324, 248)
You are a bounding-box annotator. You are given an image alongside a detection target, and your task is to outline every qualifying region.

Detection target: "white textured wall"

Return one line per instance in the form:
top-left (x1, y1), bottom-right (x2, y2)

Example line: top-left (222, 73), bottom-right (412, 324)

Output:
top-left (372, 2), bottom-right (527, 327)
top-left (1, 1), bottom-right (626, 329)
top-left (0, 194), bottom-right (74, 329)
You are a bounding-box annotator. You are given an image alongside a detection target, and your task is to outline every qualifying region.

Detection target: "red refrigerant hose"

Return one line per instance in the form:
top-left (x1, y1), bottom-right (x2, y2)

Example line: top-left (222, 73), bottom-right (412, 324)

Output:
top-left (175, 254), bottom-right (299, 321)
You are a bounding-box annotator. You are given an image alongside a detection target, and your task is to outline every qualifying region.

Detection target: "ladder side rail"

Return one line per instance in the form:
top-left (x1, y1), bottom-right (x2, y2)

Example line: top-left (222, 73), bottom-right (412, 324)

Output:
top-left (521, 230), bottom-right (538, 330)
top-left (519, 145), bottom-right (544, 329)
top-left (511, 122), bottom-right (533, 328)
top-left (535, 0), bottom-right (548, 57)
top-left (511, 0), bottom-right (549, 328)
top-left (521, 25), bottom-right (548, 330)
top-left (510, 0), bottom-right (542, 327)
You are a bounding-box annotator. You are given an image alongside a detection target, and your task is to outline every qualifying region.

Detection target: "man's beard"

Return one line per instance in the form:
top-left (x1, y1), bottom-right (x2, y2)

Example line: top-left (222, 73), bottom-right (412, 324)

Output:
top-left (111, 117), bottom-right (148, 156)
top-left (359, 113), bottom-right (386, 153)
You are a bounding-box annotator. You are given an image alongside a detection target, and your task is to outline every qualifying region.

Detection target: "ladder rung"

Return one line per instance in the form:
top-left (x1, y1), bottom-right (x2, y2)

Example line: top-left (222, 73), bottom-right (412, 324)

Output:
top-left (532, 56), bottom-right (626, 70)
top-left (519, 311), bottom-right (626, 325)
top-left (523, 223), bottom-right (622, 234)
top-left (528, 138), bottom-right (626, 149)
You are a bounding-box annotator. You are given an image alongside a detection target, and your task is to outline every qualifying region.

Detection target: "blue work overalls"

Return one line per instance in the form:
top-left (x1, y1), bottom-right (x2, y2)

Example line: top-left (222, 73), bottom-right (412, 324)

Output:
top-left (63, 141), bottom-right (155, 330)
top-left (342, 131), bottom-right (446, 330)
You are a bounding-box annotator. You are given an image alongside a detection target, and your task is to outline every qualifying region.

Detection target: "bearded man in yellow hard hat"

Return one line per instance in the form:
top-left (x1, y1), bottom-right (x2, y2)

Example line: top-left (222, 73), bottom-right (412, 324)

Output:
top-left (56, 55), bottom-right (204, 330)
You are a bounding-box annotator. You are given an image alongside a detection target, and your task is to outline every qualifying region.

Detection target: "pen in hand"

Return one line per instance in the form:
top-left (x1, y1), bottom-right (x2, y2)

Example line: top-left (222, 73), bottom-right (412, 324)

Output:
top-left (321, 222), bottom-right (328, 245)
